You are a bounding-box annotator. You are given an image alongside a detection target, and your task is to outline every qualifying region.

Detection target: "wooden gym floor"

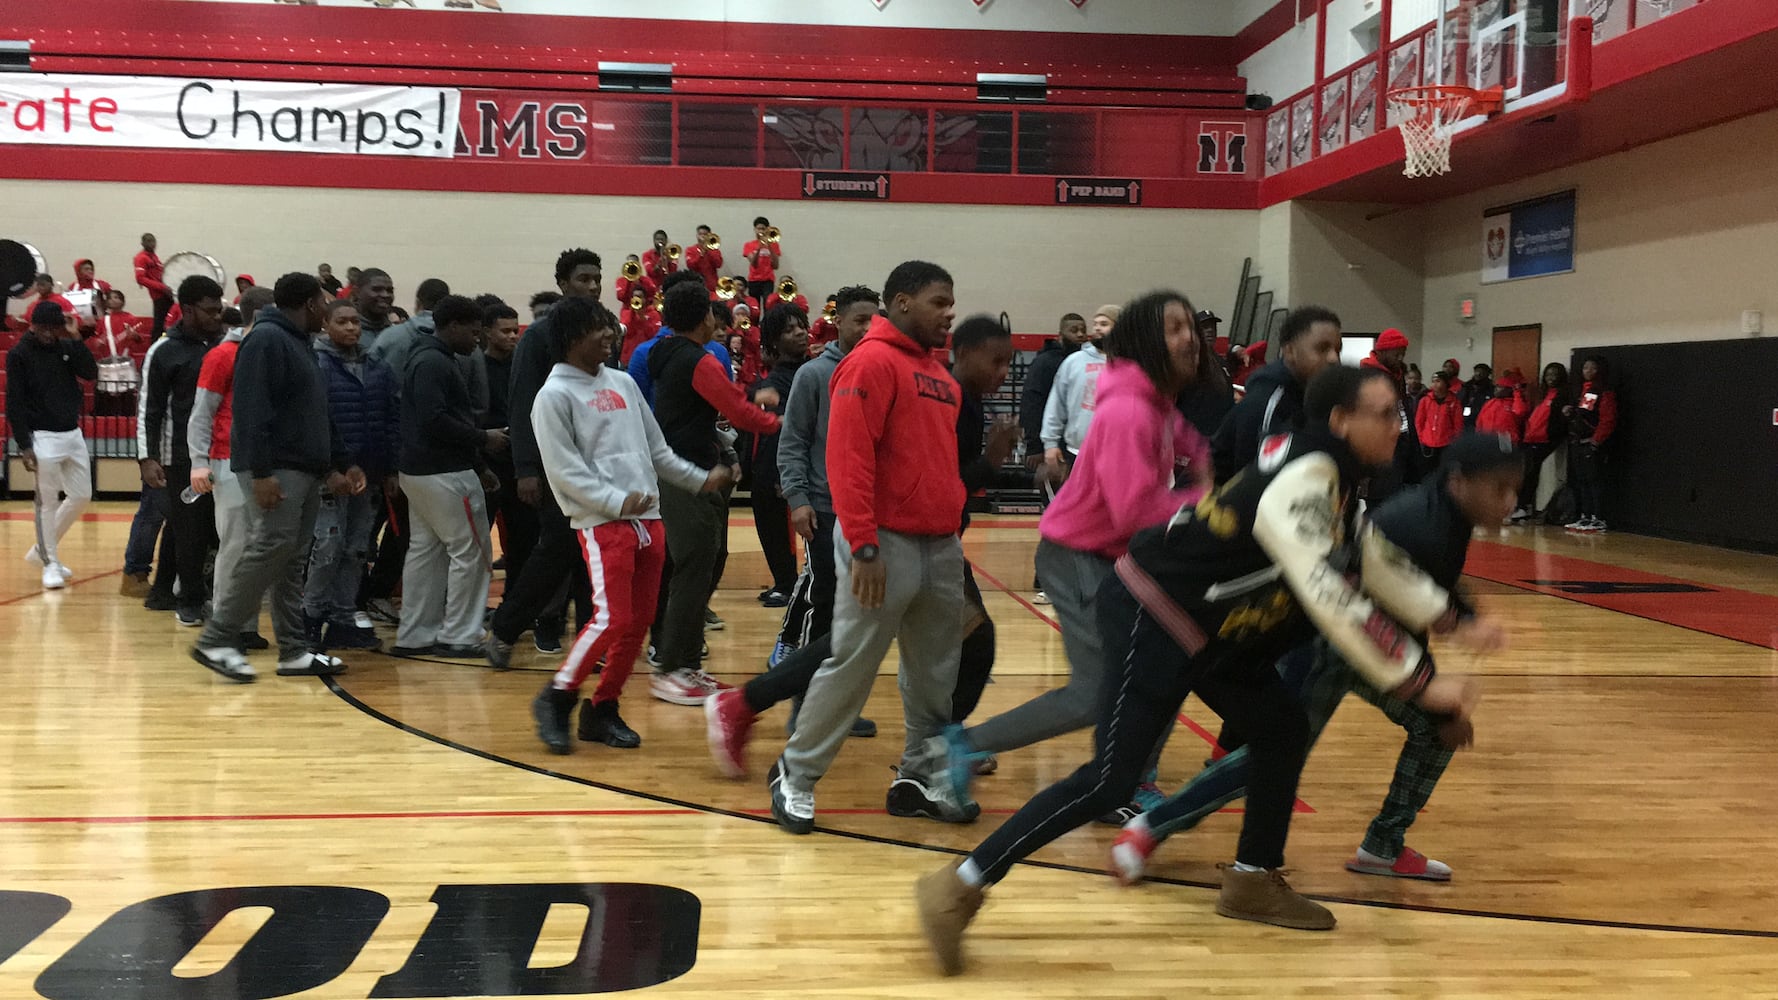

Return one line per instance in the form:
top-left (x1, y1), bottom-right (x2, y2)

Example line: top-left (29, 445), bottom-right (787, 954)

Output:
top-left (3, 501), bottom-right (1777, 998)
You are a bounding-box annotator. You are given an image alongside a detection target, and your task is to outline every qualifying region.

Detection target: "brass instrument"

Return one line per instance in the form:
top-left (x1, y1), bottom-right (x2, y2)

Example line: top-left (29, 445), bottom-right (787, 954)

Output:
top-left (620, 259), bottom-right (642, 281)
top-left (764, 226), bottom-right (781, 243)
top-left (651, 290), bottom-right (664, 310)
top-left (628, 293), bottom-right (645, 311)
top-left (716, 276), bottom-right (737, 300)
top-left (736, 315), bottom-right (752, 332)
top-left (665, 243), bottom-right (683, 261)
top-left (777, 276), bottom-right (798, 301)
top-left (821, 299), bottom-right (837, 322)
top-left (702, 232), bottom-right (721, 251)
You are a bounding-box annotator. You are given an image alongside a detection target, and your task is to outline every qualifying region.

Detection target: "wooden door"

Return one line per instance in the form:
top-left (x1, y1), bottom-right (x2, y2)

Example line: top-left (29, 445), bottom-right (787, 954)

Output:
top-left (1492, 324), bottom-right (1542, 384)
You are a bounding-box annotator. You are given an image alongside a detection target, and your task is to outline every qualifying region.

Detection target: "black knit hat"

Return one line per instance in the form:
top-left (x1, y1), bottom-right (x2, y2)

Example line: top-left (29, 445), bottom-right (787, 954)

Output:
top-left (1443, 431), bottom-right (1522, 474)
top-left (30, 301), bottom-right (66, 327)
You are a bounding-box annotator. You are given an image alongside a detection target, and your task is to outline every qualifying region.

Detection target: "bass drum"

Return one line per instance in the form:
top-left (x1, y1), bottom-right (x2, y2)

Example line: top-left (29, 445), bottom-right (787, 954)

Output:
top-left (1, 239), bottom-right (48, 298)
top-left (162, 251), bottom-right (226, 296)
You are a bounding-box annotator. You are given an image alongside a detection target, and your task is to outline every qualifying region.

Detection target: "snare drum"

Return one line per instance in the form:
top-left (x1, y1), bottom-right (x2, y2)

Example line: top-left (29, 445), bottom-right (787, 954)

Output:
top-left (0, 239), bottom-right (47, 298)
top-left (162, 251), bottom-right (227, 294)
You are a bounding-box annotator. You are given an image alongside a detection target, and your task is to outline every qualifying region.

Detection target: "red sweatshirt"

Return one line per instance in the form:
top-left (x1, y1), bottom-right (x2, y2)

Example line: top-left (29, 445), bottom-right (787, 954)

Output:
top-left (1523, 388), bottom-right (1560, 444)
top-left (133, 250), bottom-right (170, 301)
top-left (1415, 391), bottom-right (1463, 449)
top-left (1476, 396), bottom-right (1524, 444)
top-left (684, 243), bottom-right (722, 292)
top-left (825, 315), bottom-right (966, 549)
top-left (765, 292), bottom-right (810, 315)
top-left (1576, 381), bottom-right (1616, 443)
top-left (641, 247), bottom-right (678, 282)
top-left (618, 307), bottom-right (660, 364)
top-left (742, 239), bottom-right (780, 283)
top-left (615, 273), bottom-right (658, 307)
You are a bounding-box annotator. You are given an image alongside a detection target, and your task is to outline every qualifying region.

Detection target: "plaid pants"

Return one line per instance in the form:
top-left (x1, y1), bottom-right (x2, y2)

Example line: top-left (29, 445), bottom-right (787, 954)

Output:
top-left (1144, 639), bottom-right (1454, 861)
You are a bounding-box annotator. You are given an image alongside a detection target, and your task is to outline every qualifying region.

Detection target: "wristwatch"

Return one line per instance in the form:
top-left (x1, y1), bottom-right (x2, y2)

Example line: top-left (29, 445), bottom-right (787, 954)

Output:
top-left (852, 544), bottom-right (880, 562)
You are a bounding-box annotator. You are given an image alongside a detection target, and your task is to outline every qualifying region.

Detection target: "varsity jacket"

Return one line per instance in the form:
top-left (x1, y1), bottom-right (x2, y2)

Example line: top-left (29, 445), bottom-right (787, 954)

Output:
top-left (1118, 428), bottom-right (1462, 697)
top-left (531, 363), bottom-right (708, 528)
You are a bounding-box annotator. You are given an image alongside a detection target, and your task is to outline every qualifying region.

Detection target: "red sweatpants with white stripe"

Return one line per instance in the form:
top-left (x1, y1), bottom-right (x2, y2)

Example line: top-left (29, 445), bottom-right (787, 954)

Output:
top-left (553, 518), bottom-right (667, 704)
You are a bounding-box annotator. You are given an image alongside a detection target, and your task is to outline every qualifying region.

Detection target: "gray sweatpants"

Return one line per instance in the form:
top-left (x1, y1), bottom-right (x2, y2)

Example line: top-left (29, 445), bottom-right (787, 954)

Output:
top-left (197, 468), bottom-right (322, 661)
top-left (781, 525), bottom-right (964, 787)
top-left (964, 538), bottom-right (1112, 755)
top-left (397, 470), bottom-right (492, 649)
top-left (210, 465), bottom-right (249, 620)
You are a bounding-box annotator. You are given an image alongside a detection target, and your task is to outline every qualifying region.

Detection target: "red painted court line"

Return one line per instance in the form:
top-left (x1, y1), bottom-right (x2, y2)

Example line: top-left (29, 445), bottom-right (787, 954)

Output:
top-left (0, 569), bottom-right (122, 606)
top-left (1465, 540), bottom-right (1778, 650)
top-left (967, 559), bottom-right (1060, 631)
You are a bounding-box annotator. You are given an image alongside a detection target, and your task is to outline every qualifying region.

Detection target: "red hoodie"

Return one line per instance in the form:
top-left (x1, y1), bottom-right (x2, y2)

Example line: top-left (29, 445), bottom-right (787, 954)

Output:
top-left (1476, 396), bottom-right (1525, 443)
top-left (1415, 390), bottom-right (1463, 449)
top-left (1576, 381), bottom-right (1616, 443)
top-left (825, 315), bottom-right (966, 549)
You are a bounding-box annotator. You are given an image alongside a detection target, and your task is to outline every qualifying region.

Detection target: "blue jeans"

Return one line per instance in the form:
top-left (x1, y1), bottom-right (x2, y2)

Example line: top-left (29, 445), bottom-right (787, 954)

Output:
top-left (123, 486), bottom-right (171, 576)
top-left (303, 485), bottom-right (379, 624)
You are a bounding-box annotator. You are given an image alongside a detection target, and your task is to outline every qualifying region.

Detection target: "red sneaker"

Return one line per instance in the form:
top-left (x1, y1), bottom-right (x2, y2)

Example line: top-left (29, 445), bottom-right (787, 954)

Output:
top-left (651, 669), bottom-right (711, 706)
top-left (1109, 821), bottom-right (1158, 886)
top-left (704, 689), bottom-right (756, 779)
top-left (694, 669), bottom-right (734, 694)
top-left (1345, 845), bottom-right (1452, 881)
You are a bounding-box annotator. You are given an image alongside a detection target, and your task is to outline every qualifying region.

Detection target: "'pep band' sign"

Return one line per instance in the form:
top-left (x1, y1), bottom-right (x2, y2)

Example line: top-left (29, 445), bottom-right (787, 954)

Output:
top-left (0, 74), bottom-right (460, 158)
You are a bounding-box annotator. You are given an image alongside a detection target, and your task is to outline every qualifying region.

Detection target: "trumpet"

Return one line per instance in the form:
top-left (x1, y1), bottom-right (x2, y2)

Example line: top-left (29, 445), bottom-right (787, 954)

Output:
top-left (665, 243), bottom-right (683, 261)
top-left (765, 226), bottom-right (781, 243)
top-left (652, 291), bottom-right (664, 310)
top-left (776, 276), bottom-right (798, 301)
top-left (620, 260), bottom-right (642, 281)
top-left (821, 299), bottom-right (837, 321)
top-left (702, 232), bottom-right (721, 250)
top-left (737, 315), bottom-right (752, 332)
top-left (628, 293), bottom-right (645, 311)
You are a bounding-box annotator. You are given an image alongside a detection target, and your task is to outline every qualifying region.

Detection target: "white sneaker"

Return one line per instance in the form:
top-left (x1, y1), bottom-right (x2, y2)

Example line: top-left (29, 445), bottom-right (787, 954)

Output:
top-left (1587, 517), bottom-right (1607, 533)
top-left (1032, 591), bottom-right (1051, 606)
top-left (651, 669), bottom-right (713, 706)
top-left (352, 611), bottom-right (376, 630)
top-left (1564, 517), bottom-right (1590, 532)
top-left (41, 566), bottom-right (67, 590)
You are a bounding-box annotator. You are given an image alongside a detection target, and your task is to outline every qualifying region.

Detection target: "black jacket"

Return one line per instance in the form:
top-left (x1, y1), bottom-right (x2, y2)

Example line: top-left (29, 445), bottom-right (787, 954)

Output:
top-left (742, 358), bottom-right (804, 490)
top-left (231, 311), bottom-right (350, 479)
top-left (6, 335), bottom-right (96, 449)
top-left (139, 320), bottom-right (217, 468)
top-left (1460, 377), bottom-right (1494, 429)
top-left (649, 335), bottom-right (723, 467)
top-left (400, 335), bottom-right (489, 476)
top-left (507, 309), bottom-right (557, 481)
top-left (484, 352), bottom-right (513, 431)
top-left (1124, 427), bottom-right (1457, 696)
top-left (1019, 339), bottom-right (1076, 455)
top-left (1368, 469), bottom-right (1477, 623)
top-left (1177, 379), bottom-right (1236, 440)
top-left (1209, 359), bottom-right (1304, 483)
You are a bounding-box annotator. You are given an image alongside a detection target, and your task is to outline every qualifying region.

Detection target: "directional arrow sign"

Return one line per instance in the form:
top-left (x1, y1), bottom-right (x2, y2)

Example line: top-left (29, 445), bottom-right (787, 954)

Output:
top-left (1053, 177), bottom-right (1144, 206)
top-left (800, 170), bottom-right (893, 201)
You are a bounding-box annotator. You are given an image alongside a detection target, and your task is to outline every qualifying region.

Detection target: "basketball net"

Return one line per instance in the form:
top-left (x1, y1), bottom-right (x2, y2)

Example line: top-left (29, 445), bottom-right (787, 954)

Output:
top-left (1388, 85), bottom-right (1503, 178)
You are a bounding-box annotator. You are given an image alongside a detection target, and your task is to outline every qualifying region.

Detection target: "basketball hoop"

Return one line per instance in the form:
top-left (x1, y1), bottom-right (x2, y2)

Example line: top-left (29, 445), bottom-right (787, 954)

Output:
top-left (1387, 85), bottom-right (1503, 177)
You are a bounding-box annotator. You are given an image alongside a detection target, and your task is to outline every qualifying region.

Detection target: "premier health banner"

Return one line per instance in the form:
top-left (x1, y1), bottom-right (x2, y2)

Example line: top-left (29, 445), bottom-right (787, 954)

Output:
top-left (1481, 190), bottom-right (1576, 284)
top-left (0, 74), bottom-right (459, 157)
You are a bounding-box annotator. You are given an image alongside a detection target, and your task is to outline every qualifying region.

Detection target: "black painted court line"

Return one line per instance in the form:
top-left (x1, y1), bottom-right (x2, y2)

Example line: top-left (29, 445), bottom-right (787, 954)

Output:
top-left (324, 676), bottom-right (1778, 942)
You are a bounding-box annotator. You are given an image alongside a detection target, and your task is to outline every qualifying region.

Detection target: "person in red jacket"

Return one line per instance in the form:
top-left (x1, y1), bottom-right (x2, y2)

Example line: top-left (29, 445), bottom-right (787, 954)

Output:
top-left (1562, 355), bottom-right (1617, 532)
top-left (683, 225), bottom-right (723, 293)
top-left (641, 230), bottom-right (678, 285)
top-left (765, 279), bottom-right (810, 316)
top-left (1476, 369), bottom-right (1529, 446)
top-left (1415, 371), bottom-right (1463, 467)
top-left (85, 290), bottom-right (151, 416)
top-left (1362, 328), bottom-right (1415, 497)
top-left (766, 259), bottom-right (973, 835)
top-left (1511, 362), bottom-right (1571, 523)
top-left (11, 274), bottom-right (76, 335)
top-left (808, 296), bottom-right (839, 354)
top-left (69, 258), bottom-right (112, 332)
top-left (614, 255), bottom-right (658, 308)
top-left (133, 232), bottom-right (174, 338)
top-left (618, 290), bottom-right (661, 365)
top-left (742, 216), bottom-right (781, 306)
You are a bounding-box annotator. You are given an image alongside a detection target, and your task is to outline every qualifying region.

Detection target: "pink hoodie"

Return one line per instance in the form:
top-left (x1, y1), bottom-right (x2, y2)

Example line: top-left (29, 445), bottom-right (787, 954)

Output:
top-left (1039, 358), bottom-right (1213, 560)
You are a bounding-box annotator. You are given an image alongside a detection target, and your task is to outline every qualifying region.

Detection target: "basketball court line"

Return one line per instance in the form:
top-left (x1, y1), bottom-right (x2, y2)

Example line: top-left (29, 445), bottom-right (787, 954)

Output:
top-left (318, 676), bottom-right (1778, 941)
top-left (1464, 541), bottom-right (1778, 651)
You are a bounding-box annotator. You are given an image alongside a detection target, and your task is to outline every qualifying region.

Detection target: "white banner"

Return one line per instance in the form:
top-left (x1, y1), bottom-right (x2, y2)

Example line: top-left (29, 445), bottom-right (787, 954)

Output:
top-left (0, 74), bottom-right (459, 158)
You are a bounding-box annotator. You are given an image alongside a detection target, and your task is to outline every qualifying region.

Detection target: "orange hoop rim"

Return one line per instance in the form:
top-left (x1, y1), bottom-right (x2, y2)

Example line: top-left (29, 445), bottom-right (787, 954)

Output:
top-left (1386, 84), bottom-right (1505, 119)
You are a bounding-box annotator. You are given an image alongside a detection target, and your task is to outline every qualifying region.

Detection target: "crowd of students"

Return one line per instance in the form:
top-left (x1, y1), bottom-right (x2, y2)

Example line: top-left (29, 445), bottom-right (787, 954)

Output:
top-left (12, 234), bottom-right (1635, 975)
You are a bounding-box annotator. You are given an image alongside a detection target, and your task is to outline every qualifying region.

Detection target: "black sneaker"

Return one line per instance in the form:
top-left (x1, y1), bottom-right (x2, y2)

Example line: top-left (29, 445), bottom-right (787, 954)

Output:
top-left (850, 717), bottom-right (878, 739)
top-left (761, 589), bottom-right (791, 608)
top-left (886, 767), bottom-right (981, 824)
top-left (238, 632), bottom-right (270, 651)
top-left (533, 627), bottom-right (563, 654)
top-left (390, 644), bottom-right (436, 657)
top-left (434, 643), bottom-right (488, 659)
top-left (578, 700), bottom-right (642, 749)
top-left (323, 622), bottom-right (380, 650)
top-left (144, 590), bottom-right (177, 612)
top-left (175, 606), bottom-right (205, 627)
top-left (532, 685), bottom-right (576, 755)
